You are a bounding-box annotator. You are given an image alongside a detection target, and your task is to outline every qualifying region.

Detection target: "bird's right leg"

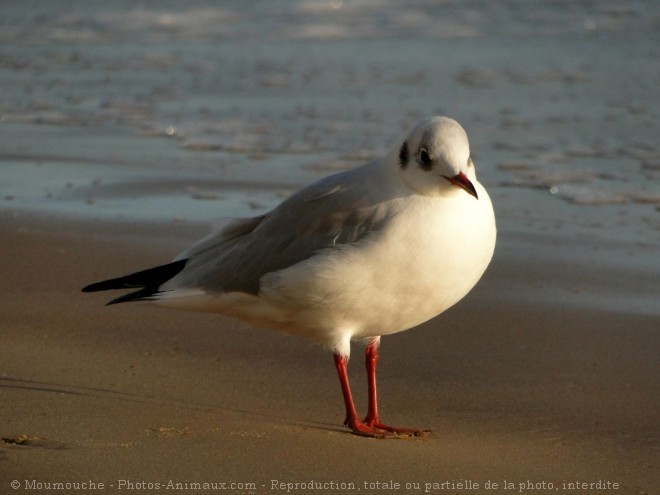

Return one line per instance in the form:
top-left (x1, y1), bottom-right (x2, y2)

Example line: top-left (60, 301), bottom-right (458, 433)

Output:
top-left (362, 338), bottom-right (430, 437)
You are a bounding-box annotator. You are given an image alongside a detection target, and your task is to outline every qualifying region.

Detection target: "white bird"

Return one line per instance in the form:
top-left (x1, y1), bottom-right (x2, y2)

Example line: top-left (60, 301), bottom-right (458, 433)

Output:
top-left (83, 116), bottom-right (496, 438)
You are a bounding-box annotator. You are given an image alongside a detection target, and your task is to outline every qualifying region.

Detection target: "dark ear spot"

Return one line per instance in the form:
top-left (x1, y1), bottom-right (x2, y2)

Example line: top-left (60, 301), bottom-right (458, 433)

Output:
top-left (399, 141), bottom-right (409, 169)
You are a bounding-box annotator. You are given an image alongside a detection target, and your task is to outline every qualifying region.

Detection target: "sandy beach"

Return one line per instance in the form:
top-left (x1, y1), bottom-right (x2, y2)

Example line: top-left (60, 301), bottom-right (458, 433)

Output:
top-left (2, 212), bottom-right (657, 494)
top-left (1, 2), bottom-right (659, 494)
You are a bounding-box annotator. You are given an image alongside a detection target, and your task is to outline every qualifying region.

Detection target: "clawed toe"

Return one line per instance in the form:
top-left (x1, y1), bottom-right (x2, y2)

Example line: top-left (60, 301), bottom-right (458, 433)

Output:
top-left (362, 418), bottom-right (430, 438)
top-left (345, 417), bottom-right (430, 438)
top-left (345, 419), bottom-right (402, 438)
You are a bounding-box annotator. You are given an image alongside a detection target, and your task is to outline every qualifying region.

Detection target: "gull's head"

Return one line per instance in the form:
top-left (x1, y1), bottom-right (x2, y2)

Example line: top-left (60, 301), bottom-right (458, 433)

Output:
top-left (395, 116), bottom-right (479, 199)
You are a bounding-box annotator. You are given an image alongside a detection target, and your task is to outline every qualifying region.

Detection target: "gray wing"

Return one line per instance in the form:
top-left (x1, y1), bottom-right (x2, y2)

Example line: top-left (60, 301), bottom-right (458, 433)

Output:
top-left (166, 162), bottom-right (396, 295)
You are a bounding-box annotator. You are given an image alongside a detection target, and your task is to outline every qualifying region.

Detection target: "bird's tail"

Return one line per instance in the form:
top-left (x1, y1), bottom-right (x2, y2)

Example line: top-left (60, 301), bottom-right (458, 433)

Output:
top-left (82, 259), bottom-right (188, 306)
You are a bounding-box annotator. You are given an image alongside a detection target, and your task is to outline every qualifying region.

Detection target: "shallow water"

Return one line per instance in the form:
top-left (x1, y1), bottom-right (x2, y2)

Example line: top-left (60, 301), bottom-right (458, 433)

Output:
top-left (1, 1), bottom-right (658, 313)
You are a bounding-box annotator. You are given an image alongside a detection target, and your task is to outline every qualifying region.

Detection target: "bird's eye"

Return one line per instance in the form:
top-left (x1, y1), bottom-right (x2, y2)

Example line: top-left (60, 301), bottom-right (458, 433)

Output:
top-left (419, 148), bottom-right (432, 169)
top-left (467, 157), bottom-right (474, 167)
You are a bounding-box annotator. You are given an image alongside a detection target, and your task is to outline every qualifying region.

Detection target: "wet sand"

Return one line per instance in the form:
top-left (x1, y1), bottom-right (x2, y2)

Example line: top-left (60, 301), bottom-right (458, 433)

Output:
top-left (1, 212), bottom-right (657, 494)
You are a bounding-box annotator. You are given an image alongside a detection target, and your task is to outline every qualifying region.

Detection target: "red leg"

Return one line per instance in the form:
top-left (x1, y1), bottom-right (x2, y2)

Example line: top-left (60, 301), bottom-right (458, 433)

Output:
top-left (364, 338), bottom-right (381, 423)
top-left (333, 353), bottom-right (398, 438)
top-left (362, 338), bottom-right (430, 437)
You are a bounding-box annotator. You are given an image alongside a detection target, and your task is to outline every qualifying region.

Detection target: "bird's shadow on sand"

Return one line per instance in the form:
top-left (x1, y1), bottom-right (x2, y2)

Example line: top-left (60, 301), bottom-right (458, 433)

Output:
top-left (0, 375), bottom-right (347, 439)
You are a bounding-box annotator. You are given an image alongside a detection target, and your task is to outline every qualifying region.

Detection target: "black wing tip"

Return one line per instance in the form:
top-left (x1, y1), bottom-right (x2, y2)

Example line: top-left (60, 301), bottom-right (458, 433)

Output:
top-left (105, 288), bottom-right (159, 306)
top-left (82, 258), bottom-right (188, 304)
top-left (81, 280), bottom-right (115, 293)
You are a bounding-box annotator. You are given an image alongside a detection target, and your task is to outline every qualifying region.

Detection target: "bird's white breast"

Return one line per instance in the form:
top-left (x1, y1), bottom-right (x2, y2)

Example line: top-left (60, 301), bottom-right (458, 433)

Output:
top-left (251, 181), bottom-right (496, 346)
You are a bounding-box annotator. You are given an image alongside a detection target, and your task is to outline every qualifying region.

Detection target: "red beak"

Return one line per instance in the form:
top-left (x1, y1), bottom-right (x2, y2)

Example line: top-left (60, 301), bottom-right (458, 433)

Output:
top-left (444, 172), bottom-right (478, 199)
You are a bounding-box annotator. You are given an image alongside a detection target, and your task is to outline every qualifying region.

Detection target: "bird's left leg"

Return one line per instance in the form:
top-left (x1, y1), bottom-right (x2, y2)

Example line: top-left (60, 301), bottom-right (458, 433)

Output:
top-left (362, 337), bottom-right (430, 437)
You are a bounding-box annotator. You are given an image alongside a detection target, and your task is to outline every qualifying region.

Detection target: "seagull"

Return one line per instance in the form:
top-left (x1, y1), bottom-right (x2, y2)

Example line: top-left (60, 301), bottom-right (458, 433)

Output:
top-left (83, 116), bottom-right (496, 438)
